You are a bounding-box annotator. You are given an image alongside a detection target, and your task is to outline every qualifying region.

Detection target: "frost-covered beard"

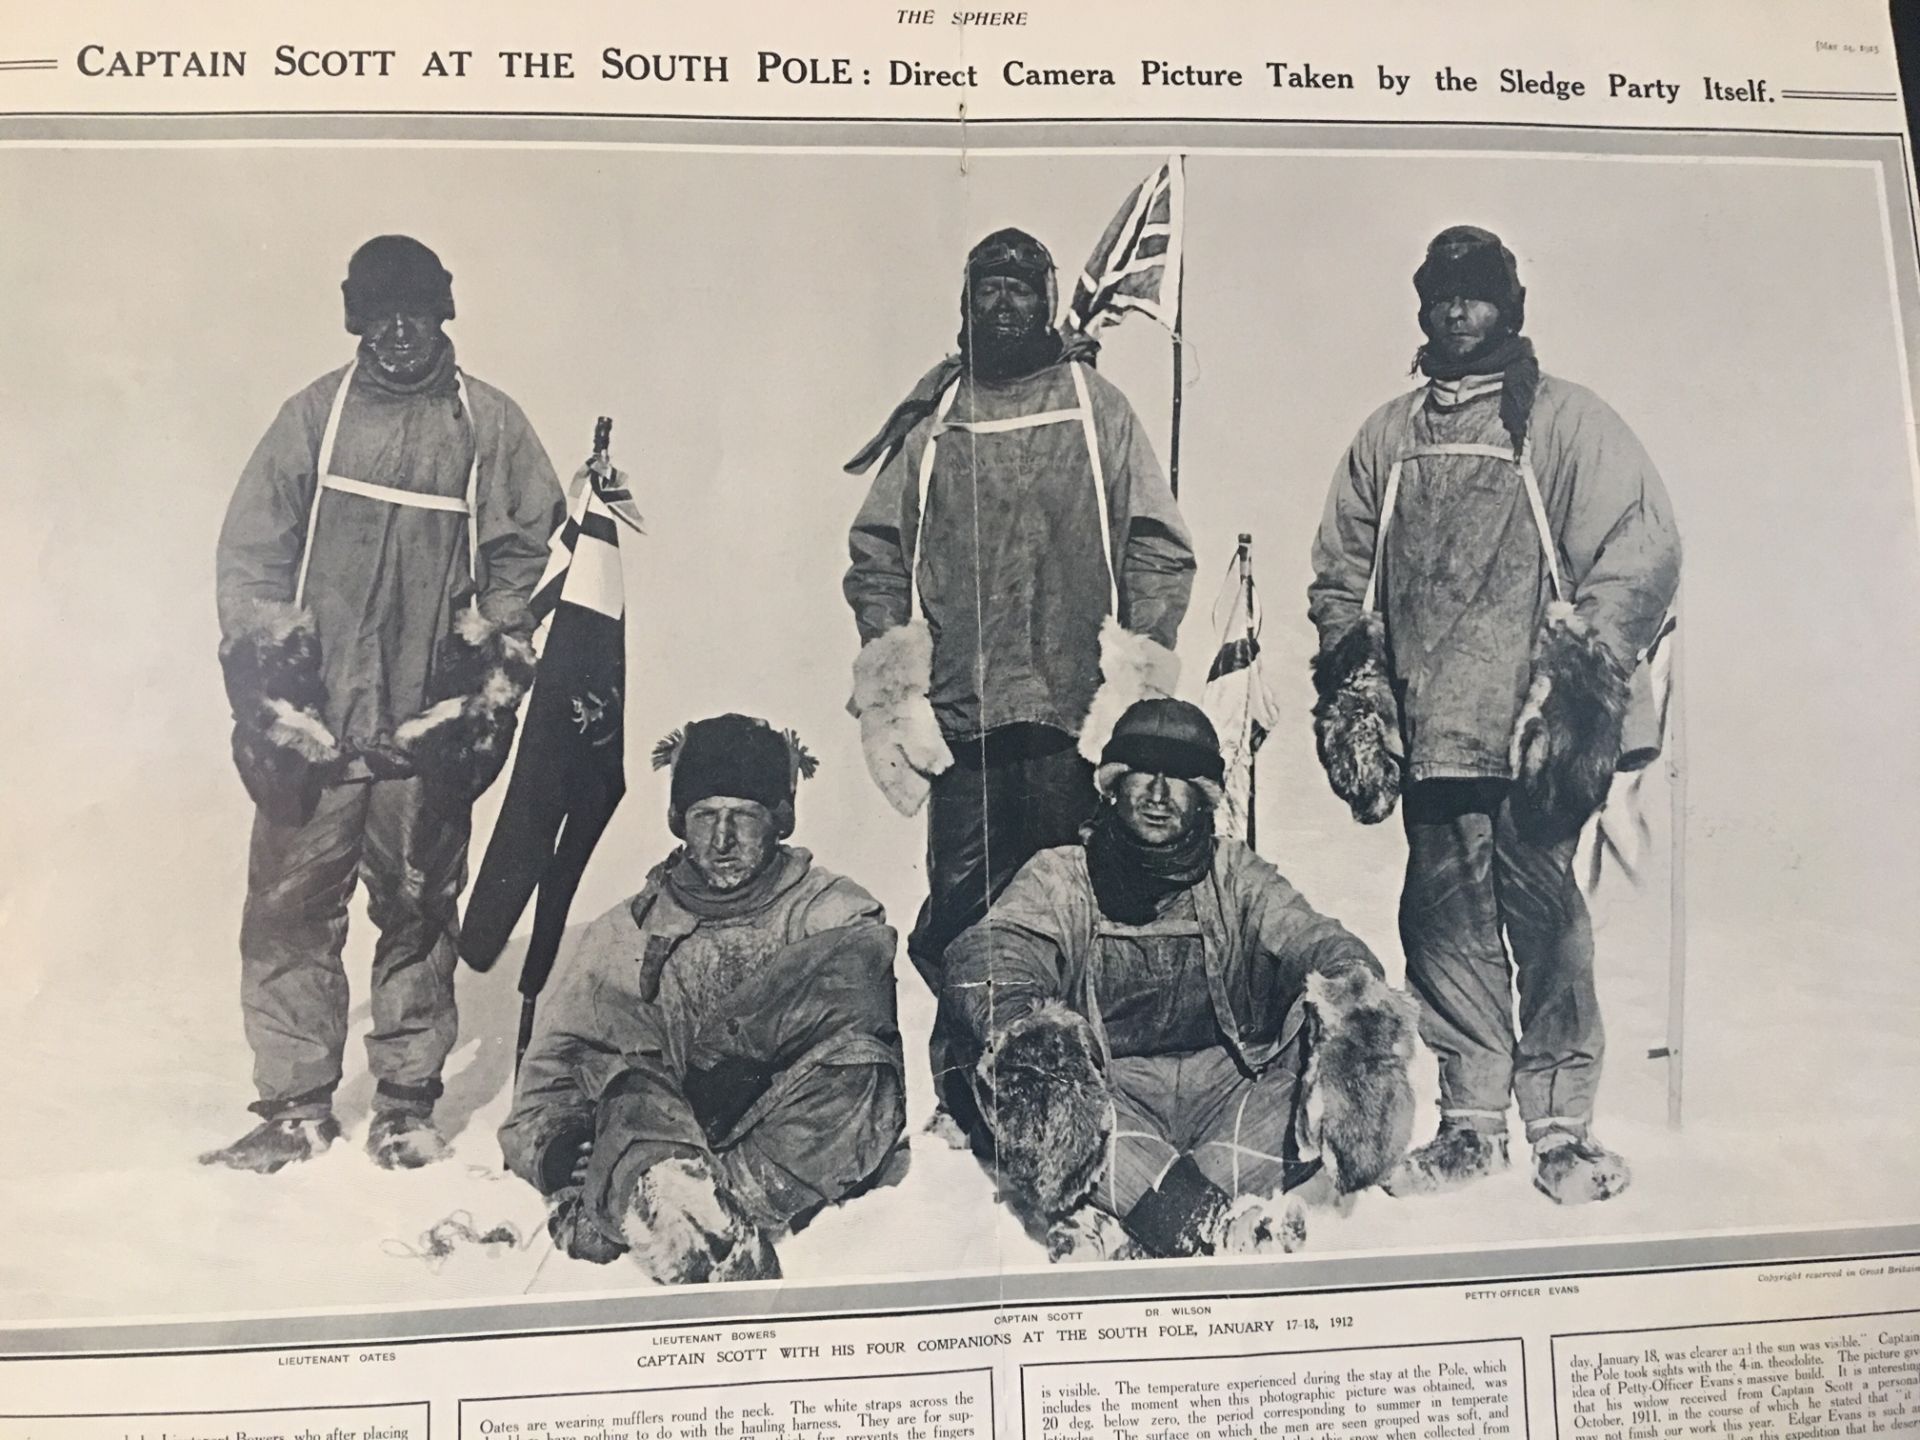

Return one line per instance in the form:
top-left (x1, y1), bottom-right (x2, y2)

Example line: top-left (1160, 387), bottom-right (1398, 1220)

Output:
top-left (361, 312), bottom-right (450, 387)
top-left (961, 291), bottom-right (1062, 382)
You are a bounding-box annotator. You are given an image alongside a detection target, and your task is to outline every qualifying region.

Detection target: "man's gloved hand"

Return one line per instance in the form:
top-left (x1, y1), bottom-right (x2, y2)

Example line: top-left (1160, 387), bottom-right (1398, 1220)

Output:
top-left (975, 1001), bottom-right (1110, 1219)
top-left (620, 1155), bottom-right (781, 1284)
top-left (849, 621), bottom-right (953, 817)
top-left (546, 1186), bottom-right (627, 1265)
top-left (1301, 969), bottom-right (1419, 1194)
top-left (1311, 613), bottom-right (1403, 825)
top-left (1511, 600), bottom-right (1632, 828)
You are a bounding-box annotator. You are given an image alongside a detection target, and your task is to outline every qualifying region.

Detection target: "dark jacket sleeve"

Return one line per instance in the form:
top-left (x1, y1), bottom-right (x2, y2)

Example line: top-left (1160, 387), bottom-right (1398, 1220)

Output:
top-left (475, 394), bottom-right (565, 637)
top-left (1538, 384), bottom-right (1684, 664)
top-left (843, 436), bottom-right (919, 643)
top-left (215, 388), bottom-right (326, 638)
top-left (941, 851), bottom-right (1080, 1046)
top-left (1240, 849), bottom-right (1384, 999)
top-left (1306, 400), bottom-right (1397, 651)
top-left (1091, 372), bottom-right (1195, 649)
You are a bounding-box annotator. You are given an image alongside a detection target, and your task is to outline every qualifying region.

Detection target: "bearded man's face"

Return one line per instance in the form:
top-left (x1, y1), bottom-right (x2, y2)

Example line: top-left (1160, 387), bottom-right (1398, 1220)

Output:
top-left (363, 309), bottom-right (447, 383)
top-left (967, 274), bottom-right (1046, 357)
top-left (1111, 770), bottom-right (1205, 847)
top-left (1424, 295), bottom-right (1504, 362)
top-left (681, 796), bottom-right (780, 892)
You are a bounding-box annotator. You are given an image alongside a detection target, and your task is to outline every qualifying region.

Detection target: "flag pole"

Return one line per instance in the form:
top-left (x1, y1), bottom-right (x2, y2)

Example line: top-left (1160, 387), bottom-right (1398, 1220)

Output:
top-left (1168, 153), bottom-right (1187, 499)
top-left (1238, 532), bottom-right (1256, 852)
top-left (1665, 605), bottom-right (1688, 1128)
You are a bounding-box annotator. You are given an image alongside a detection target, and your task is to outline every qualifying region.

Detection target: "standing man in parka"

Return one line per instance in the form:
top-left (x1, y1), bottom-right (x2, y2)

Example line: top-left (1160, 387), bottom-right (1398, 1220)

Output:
top-left (1307, 226), bottom-right (1682, 1205)
top-left (500, 714), bottom-right (907, 1284)
top-left (843, 228), bottom-right (1197, 1140)
top-left (206, 235), bottom-right (564, 1174)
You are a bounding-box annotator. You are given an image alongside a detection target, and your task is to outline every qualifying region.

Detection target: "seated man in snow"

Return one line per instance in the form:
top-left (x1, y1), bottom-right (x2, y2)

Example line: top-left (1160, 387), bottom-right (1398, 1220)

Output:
top-left (499, 713), bottom-right (907, 1283)
top-left (943, 699), bottom-right (1419, 1261)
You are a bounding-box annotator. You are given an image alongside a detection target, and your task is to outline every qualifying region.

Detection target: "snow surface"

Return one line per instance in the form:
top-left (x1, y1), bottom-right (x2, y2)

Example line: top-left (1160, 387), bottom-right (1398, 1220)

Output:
top-left (4, 143), bottom-right (1920, 1329)
top-left (3, 749), bottom-right (1916, 1328)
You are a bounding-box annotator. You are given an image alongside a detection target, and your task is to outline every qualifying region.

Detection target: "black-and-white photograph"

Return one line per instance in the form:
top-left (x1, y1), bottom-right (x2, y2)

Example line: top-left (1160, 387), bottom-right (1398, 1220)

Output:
top-left (3, 135), bottom-right (1919, 1321)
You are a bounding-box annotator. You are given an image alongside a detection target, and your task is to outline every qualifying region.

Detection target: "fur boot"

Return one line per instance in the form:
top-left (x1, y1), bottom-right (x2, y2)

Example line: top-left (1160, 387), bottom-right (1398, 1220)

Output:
top-left (1531, 1128), bottom-right (1631, 1205)
top-left (1045, 1204), bottom-right (1140, 1264)
top-left (1208, 1192), bottom-right (1309, 1256)
top-left (850, 620), bottom-right (953, 816)
top-left (976, 1002), bottom-right (1110, 1219)
top-left (1310, 614), bottom-right (1402, 825)
top-left (1511, 601), bottom-right (1632, 827)
top-left (219, 601), bottom-right (343, 826)
top-left (1382, 1123), bottom-right (1510, 1198)
top-left (392, 604), bottom-right (536, 806)
top-left (545, 1187), bottom-right (628, 1265)
top-left (1300, 970), bottom-right (1420, 1194)
top-left (620, 1155), bottom-right (782, 1285)
top-left (198, 1114), bottom-right (341, 1174)
top-left (1077, 617), bottom-right (1182, 765)
top-left (366, 1110), bottom-right (451, 1170)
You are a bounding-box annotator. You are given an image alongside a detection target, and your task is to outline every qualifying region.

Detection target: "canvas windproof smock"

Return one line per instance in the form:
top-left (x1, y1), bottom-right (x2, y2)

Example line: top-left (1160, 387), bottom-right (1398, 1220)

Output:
top-left (216, 350), bottom-right (563, 759)
top-left (500, 848), bottom-right (908, 1235)
top-left (944, 840), bottom-right (1384, 1217)
top-left (844, 358), bottom-right (1196, 742)
top-left (1307, 375), bottom-right (1681, 783)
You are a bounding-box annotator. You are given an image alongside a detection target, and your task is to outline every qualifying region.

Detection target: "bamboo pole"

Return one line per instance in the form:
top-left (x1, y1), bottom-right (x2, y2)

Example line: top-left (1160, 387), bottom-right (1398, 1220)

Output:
top-left (1168, 155), bottom-right (1187, 498)
top-left (1665, 610), bottom-right (1688, 1129)
top-left (1238, 533), bottom-right (1257, 852)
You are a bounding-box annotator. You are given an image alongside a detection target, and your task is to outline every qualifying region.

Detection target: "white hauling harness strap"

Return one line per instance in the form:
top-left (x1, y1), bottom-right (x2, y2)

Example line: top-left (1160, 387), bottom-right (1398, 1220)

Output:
top-left (293, 359), bottom-right (481, 607)
top-left (1362, 391), bottom-right (1563, 615)
top-left (907, 360), bottom-right (1119, 618)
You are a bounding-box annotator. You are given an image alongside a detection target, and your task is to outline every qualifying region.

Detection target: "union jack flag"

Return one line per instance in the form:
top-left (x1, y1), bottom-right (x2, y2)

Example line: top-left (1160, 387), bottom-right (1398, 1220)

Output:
top-left (1062, 156), bottom-right (1185, 335)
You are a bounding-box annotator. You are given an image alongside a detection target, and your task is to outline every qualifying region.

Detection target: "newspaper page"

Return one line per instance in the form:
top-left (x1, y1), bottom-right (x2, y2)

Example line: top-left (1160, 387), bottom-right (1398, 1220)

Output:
top-left (3, 0), bottom-right (1919, 1435)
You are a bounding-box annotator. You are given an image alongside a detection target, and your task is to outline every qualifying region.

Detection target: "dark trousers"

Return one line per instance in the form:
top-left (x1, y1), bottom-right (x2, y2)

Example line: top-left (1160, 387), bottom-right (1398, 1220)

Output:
top-left (907, 724), bottom-right (1098, 1131)
top-left (1399, 779), bottom-right (1601, 1138)
top-left (239, 776), bottom-right (468, 1120)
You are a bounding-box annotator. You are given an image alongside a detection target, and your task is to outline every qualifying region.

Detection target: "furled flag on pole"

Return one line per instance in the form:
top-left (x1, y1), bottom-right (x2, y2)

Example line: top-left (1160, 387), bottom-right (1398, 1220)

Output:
top-left (458, 418), bottom-right (643, 1064)
top-left (1202, 535), bottom-right (1280, 848)
top-left (1063, 154), bottom-right (1190, 493)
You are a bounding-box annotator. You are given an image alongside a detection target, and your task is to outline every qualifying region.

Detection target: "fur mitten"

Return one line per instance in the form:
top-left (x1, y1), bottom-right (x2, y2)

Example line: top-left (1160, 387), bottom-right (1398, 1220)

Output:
top-left (1300, 969), bottom-right (1419, 1194)
top-left (619, 1155), bottom-right (781, 1284)
top-left (850, 620), bottom-right (953, 816)
top-left (1310, 614), bottom-right (1402, 825)
top-left (1078, 618), bottom-right (1182, 764)
top-left (1510, 601), bottom-right (1632, 826)
top-left (393, 604), bottom-right (537, 806)
top-left (219, 600), bottom-right (343, 826)
top-left (976, 1002), bottom-right (1110, 1218)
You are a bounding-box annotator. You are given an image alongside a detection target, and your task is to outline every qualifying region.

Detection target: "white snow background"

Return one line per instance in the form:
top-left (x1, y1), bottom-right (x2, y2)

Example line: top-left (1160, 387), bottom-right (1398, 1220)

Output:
top-left (3, 144), bottom-right (1919, 1325)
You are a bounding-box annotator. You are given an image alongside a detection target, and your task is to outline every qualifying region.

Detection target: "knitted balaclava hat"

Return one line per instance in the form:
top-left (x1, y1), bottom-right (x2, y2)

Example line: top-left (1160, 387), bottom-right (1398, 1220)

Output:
top-left (342, 235), bottom-right (455, 336)
top-left (1414, 225), bottom-right (1525, 336)
top-left (652, 713), bottom-right (816, 839)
